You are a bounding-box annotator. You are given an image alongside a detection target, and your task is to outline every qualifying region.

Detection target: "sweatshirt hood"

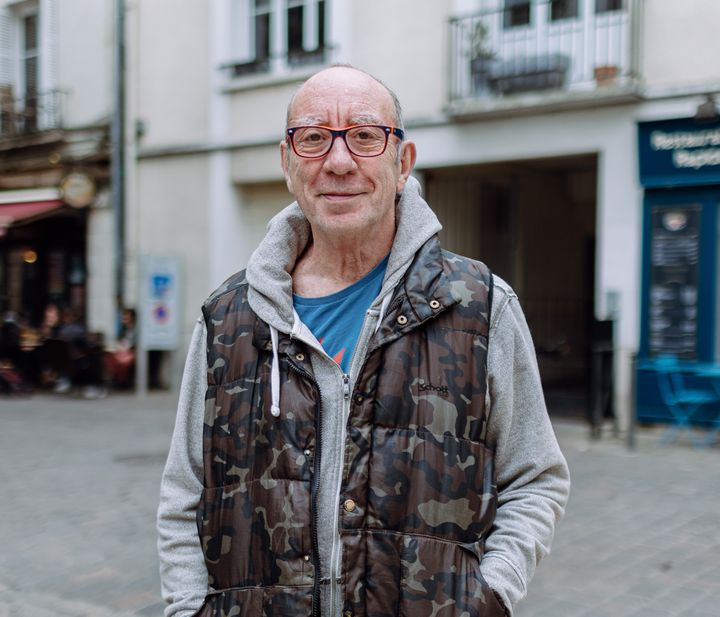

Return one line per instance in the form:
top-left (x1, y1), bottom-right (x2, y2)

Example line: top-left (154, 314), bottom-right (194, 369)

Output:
top-left (245, 175), bottom-right (442, 334)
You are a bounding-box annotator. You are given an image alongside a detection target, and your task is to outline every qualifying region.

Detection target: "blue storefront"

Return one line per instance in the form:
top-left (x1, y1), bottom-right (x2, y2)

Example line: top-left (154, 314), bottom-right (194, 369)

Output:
top-left (636, 116), bottom-right (720, 425)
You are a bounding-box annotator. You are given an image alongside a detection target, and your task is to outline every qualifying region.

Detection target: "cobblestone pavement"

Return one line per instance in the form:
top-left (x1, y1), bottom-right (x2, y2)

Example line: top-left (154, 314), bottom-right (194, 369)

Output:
top-left (1, 392), bottom-right (718, 617)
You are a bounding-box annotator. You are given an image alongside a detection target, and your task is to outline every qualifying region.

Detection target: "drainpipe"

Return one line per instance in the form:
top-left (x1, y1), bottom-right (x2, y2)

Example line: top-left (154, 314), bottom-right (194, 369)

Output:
top-left (111, 0), bottom-right (126, 317)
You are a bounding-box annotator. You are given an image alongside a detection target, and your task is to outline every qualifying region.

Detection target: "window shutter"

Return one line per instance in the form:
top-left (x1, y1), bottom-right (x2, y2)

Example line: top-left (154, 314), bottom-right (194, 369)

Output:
top-left (0, 7), bottom-right (15, 87)
top-left (231, 0), bottom-right (253, 62)
top-left (39, 0), bottom-right (58, 91)
top-left (303, 0), bottom-right (318, 51)
top-left (36, 0), bottom-right (58, 128)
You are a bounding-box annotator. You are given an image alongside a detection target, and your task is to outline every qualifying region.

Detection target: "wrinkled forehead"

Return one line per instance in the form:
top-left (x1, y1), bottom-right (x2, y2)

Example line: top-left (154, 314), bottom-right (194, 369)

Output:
top-left (287, 69), bottom-right (396, 127)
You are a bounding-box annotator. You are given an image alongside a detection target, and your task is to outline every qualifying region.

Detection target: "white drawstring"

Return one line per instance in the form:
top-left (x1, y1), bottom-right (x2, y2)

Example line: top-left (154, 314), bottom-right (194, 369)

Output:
top-left (375, 293), bottom-right (393, 334)
top-left (269, 325), bottom-right (281, 417)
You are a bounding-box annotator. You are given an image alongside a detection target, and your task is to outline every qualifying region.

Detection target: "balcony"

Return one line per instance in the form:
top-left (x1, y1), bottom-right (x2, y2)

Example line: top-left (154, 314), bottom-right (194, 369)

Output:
top-left (447, 0), bottom-right (640, 117)
top-left (0, 89), bottom-right (64, 140)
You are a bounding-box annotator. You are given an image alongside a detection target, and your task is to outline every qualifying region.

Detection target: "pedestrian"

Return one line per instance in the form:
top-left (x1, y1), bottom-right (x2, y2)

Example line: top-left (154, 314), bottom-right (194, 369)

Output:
top-left (157, 65), bottom-right (570, 617)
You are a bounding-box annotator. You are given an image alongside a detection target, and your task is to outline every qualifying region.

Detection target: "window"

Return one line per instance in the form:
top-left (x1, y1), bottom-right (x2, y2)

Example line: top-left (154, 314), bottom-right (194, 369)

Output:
top-left (503, 0), bottom-right (531, 29)
top-left (550, 0), bottom-right (579, 21)
top-left (20, 12), bottom-right (38, 129)
top-left (596, 0), bottom-right (623, 13)
top-left (232, 0), bottom-right (326, 76)
top-left (287, 0), bottom-right (325, 67)
top-left (0, 0), bottom-right (55, 136)
top-left (253, 0), bottom-right (271, 66)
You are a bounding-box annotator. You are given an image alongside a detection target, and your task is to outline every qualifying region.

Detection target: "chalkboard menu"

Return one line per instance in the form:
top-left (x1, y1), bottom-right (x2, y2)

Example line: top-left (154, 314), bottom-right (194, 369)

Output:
top-left (648, 205), bottom-right (700, 359)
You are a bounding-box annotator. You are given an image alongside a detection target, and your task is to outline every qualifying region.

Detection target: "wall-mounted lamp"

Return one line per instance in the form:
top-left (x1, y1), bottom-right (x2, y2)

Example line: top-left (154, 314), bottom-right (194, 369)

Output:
top-left (694, 94), bottom-right (719, 122)
top-left (135, 118), bottom-right (146, 141)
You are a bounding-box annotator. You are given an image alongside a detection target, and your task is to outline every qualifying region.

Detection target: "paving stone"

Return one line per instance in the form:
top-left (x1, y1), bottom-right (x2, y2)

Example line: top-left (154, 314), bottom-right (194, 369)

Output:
top-left (1, 394), bottom-right (719, 617)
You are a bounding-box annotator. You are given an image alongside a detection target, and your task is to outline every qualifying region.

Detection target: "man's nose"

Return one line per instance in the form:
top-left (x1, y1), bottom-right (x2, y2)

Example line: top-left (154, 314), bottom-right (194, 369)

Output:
top-left (323, 134), bottom-right (357, 173)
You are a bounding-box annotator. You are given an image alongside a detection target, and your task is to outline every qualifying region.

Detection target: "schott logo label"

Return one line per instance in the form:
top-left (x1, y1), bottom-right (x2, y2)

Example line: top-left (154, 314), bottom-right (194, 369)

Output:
top-left (419, 382), bottom-right (449, 396)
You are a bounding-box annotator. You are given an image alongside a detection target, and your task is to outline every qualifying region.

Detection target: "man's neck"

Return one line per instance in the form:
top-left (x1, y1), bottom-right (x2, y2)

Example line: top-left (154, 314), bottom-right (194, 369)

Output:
top-left (292, 230), bottom-right (393, 298)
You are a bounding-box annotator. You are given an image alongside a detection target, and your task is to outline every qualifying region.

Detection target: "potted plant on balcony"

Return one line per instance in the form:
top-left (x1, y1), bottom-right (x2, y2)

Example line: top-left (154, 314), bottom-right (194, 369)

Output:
top-left (468, 20), bottom-right (496, 94)
top-left (593, 64), bottom-right (619, 86)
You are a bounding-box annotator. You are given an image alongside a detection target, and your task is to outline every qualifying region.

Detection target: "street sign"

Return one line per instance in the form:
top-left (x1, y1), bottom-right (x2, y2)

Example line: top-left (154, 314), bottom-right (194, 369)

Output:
top-left (139, 255), bottom-right (182, 350)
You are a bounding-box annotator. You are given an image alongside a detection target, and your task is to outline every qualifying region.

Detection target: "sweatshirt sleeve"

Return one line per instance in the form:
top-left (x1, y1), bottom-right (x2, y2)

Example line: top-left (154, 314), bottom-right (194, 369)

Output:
top-left (157, 317), bottom-right (209, 617)
top-left (479, 277), bottom-right (571, 615)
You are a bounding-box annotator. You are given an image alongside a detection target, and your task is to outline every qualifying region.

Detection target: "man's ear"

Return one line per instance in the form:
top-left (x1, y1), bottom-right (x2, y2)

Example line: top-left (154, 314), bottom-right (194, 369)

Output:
top-left (395, 140), bottom-right (417, 194)
top-left (280, 140), bottom-right (294, 193)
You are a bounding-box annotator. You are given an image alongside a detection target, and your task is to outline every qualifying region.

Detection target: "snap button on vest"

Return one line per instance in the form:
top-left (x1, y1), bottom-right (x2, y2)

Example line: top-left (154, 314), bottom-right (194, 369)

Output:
top-left (429, 299), bottom-right (440, 309)
top-left (303, 448), bottom-right (312, 456)
top-left (343, 498), bottom-right (356, 512)
top-left (295, 353), bottom-right (305, 362)
top-left (396, 314), bottom-right (408, 325)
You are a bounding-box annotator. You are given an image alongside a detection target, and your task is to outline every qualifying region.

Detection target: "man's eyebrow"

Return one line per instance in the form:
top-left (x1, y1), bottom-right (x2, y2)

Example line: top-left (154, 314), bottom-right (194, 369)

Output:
top-left (351, 114), bottom-right (382, 125)
top-left (289, 114), bottom-right (384, 127)
top-left (291, 116), bottom-right (325, 126)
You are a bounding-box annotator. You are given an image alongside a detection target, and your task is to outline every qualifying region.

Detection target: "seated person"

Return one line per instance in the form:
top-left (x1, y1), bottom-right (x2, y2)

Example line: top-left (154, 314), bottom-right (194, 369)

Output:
top-left (106, 308), bottom-right (137, 388)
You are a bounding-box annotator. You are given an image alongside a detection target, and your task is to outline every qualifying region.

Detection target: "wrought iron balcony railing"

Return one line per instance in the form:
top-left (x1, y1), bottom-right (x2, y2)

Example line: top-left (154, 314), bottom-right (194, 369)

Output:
top-left (448, 0), bottom-right (637, 105)
top-left (0, 89), bottom-right (64, 139)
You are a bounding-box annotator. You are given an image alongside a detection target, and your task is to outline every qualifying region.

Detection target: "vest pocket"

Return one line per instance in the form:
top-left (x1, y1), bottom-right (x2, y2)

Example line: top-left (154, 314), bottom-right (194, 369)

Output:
top-left (194, 585), bottom-right (313, 617)
top-left (398, 535), bottom-right (506, 617)
top-left (192, 588), bottom-right (261, 617)
top-left (367, 426), bottom-right (497, 542)
top-left (197, 478), bottom-right (313, 590)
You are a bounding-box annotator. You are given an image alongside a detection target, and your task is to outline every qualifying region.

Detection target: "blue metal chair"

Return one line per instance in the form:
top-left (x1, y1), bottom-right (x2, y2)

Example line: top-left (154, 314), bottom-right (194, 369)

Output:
top-left (697, 364), bottom-right (720, 446)
top-left (654, 355), bottom-right (720, 446)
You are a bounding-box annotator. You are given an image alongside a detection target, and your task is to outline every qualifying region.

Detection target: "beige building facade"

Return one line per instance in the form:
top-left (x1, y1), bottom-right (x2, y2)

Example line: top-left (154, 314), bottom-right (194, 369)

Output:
top-left (0, 0), bottom-right (116, 341)
top-left (129, 0), bottom-right (720, 426)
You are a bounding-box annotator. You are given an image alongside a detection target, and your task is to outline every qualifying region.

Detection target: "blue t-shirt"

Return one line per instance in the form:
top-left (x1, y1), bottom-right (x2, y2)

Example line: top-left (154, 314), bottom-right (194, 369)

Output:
top-left (294, 255), bottom-right (389, 373)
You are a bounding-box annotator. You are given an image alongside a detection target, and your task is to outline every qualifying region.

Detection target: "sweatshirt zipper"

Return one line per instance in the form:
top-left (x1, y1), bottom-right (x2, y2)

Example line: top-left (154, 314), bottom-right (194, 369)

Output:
top-left (328, 372), bottom-right (351, 613)
top-left (287, 360), bottom-right (323, 617)
top-left (288, 301), bottom-right (399, 615)
top-left (326, 304), bottom-right (396, 613)
top-left (342, 374), bottom-right (350, 399)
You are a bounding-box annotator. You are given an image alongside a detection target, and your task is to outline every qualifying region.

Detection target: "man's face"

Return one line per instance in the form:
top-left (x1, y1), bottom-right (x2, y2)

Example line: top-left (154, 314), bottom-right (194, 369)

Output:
top-left (280, 68), bottom-right (416, 241)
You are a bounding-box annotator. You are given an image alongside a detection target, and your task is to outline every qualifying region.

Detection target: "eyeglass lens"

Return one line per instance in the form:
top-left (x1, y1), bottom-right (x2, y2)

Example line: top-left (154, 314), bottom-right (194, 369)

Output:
top-left (292, 126), bottom-right (388, 157)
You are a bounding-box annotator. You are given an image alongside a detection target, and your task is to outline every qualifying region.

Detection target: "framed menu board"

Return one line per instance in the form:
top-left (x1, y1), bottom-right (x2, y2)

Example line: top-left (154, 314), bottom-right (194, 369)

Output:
top-left (647, 205), bottom-right (701, 359)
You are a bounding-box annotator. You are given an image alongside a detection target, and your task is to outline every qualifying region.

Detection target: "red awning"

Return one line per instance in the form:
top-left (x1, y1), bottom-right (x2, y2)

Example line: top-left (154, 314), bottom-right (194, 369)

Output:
top-left (0, 200), bottom-right (63, 227)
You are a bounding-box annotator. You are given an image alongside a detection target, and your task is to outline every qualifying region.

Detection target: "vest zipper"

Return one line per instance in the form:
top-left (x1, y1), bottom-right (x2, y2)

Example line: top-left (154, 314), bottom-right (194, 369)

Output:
top-left (287, 359), bottom-right (323, 617)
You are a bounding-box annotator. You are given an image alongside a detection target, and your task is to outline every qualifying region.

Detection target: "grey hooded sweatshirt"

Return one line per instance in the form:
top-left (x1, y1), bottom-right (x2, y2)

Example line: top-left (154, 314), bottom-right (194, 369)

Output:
top-left (157, 177), bottom-right (570, 617)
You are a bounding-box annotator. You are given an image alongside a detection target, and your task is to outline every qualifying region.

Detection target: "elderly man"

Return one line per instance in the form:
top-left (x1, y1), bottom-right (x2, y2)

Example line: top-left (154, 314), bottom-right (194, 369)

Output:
top-left (157, 65), bottom-right (570, 617)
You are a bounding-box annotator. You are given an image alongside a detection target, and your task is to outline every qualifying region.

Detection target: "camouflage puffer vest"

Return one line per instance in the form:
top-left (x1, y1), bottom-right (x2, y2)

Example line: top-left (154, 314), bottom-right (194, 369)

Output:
top-left (196, 236), bottom-right (505, 617)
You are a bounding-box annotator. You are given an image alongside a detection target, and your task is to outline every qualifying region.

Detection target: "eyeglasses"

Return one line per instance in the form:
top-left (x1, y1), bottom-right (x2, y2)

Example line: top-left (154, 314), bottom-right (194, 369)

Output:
top-left (286, 124), bottom-right (405, 159)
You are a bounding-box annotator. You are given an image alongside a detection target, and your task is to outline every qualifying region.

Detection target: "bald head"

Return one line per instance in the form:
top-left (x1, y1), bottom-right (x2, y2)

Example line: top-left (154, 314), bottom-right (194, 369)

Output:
top-left (278, 64), bottom-right (417, 250)
top-left (285, 65), bottom-right (404, 130)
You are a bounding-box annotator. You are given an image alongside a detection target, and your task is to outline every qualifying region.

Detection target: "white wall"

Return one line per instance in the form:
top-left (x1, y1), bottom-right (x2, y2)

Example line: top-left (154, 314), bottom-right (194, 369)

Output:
top-left (56, 0), bottom-right (113, 127)
top-left (135, 155), bottom-right (211, 346)
top-left (227, 83), bottom-right (296, 144)
top-left (86, 200), bottom-right (115, 341)
top-left (234, 181), bottom-right (291, 267)
top-left (133, 0), bottom-right (211, 148)
top-left (349, 0), bottom-right (448, 123)
top-left (642, 0), bottom-right (720, 90)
